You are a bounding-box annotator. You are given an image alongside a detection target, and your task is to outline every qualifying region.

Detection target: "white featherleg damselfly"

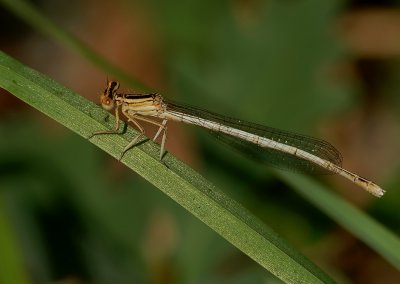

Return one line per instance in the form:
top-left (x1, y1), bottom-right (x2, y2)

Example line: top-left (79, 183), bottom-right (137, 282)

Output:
top-left (89, 80), bottom-right (385, 198)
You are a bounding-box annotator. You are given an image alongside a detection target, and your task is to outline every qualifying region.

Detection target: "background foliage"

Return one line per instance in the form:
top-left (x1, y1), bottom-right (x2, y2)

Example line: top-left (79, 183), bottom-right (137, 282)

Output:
top-left (0, 0), bottom-right (400, 283)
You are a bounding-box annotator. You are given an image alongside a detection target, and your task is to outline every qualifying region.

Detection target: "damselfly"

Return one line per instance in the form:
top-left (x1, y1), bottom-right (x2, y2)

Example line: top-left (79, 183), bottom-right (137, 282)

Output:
top-left (90, 81), bottom-right (385, 198)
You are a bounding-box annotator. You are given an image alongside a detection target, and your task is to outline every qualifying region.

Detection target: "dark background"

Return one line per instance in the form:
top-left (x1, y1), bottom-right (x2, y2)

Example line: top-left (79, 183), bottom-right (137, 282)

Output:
top-left (0, 0), bottom-right (399, 283)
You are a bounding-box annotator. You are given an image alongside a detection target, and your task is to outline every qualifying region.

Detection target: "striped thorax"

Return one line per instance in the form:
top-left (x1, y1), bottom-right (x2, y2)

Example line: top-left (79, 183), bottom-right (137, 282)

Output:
top-left (101, 80), bottom-right (166, 117)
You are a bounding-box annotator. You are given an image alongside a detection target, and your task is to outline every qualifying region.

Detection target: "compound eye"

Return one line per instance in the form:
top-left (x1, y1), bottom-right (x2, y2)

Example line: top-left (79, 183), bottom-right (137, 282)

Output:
top-left (100, 94), bottom-right (114, 110)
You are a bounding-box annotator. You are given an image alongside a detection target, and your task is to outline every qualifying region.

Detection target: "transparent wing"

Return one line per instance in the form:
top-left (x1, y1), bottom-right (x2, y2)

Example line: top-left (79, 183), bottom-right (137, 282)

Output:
top-left (166, 101), bottom-right (343, 174)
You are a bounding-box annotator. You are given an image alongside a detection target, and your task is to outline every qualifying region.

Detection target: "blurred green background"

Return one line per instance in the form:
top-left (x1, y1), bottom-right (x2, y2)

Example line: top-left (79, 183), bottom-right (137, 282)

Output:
top-left (1, 0), bottom-right (400, 283)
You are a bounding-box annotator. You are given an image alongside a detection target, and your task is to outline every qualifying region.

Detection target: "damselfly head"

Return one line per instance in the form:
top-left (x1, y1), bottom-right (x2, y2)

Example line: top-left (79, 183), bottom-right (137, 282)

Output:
top-left (100, 80), bottom-right (120, 111)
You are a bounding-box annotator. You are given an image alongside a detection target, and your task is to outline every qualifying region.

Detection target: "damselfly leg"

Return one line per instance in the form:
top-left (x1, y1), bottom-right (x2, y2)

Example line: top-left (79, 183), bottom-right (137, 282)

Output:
top-left (121, 110), bottom-right (168, 160)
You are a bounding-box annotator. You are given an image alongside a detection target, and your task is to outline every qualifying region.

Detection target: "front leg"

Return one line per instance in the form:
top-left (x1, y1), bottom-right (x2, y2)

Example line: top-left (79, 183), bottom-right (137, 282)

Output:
top-left (118, 109), bottom-right (147, 160)
top-left (88, 105), bottom-right (122, 139)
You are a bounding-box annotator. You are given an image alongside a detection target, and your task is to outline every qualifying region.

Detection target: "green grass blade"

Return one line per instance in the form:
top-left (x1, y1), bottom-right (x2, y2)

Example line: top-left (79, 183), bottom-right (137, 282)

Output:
top-left (279, 171), bottom-right (400, 269)
top-left (0, 51), bottom-right (336, 283)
